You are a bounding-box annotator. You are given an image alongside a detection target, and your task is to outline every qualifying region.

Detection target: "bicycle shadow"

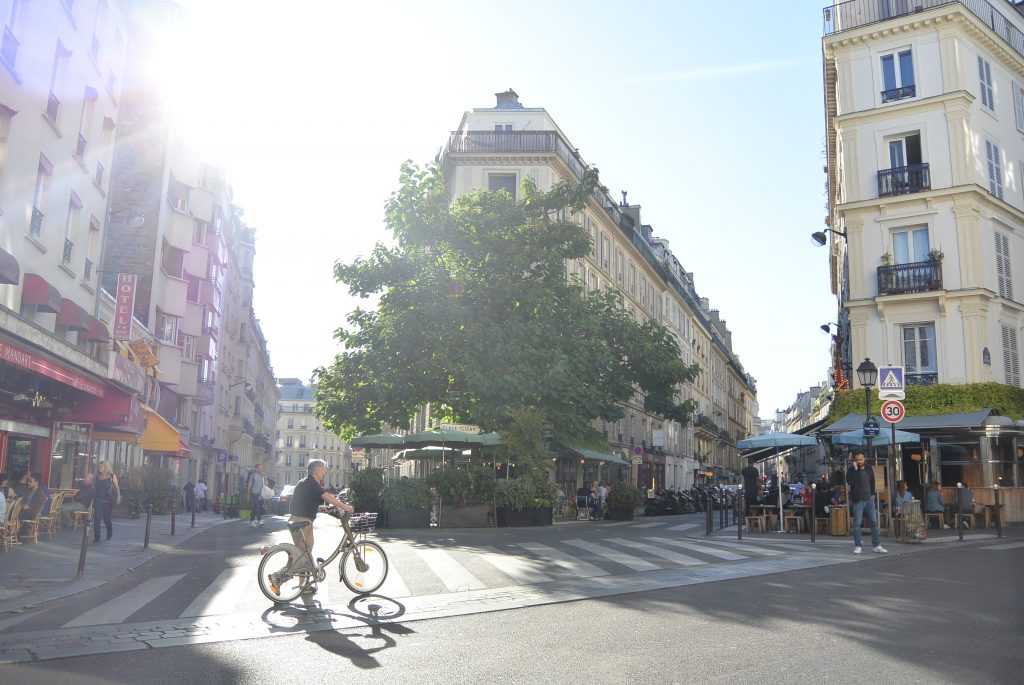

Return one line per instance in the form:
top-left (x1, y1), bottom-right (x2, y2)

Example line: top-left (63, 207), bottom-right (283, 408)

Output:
top-left (259, 594), bottom-right (413, 669)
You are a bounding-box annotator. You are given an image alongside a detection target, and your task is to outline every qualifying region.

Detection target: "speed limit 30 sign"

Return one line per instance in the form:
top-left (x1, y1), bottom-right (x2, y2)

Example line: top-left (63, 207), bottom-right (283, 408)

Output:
top-left (881, 399), bottom-right (905, 423)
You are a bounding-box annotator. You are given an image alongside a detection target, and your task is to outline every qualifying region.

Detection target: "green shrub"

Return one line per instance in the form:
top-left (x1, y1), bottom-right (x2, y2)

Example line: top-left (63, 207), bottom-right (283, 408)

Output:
top-left (118, 465), bottom-right (176, 518)
top-left (350, 467), bottom-right (385, 512)
top-left (495, 479), bottom-right (536, 511)
top-left (607, 482), bottom-right (641, 510)
top-left (427, 465), bottom-right (497, 505)
top-left (383, 477), bottom-right (433, 510)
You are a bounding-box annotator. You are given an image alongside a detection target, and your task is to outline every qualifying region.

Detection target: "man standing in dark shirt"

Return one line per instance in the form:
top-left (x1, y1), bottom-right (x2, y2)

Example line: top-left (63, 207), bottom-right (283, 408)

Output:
top-left (289, 459), bottom-right (352, 594)
top-left (741, 457), bottom-right (760, 516)
top-left (61, 473), bottom-right (95, 527)
top-left (846, 451), bottom-right (886, 555)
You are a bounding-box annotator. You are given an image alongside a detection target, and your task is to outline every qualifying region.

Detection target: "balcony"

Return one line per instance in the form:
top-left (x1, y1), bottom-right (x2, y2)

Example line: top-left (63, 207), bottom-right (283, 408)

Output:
top-left (194, 375), bottom-right (215, 406)
top-left (907, 372), bottom-right (938, 386)
top-left (881, 84), bottom-right (915, 103)
top-left (62, 239), bottom-right (73, 264)
top-left (877, 163), bottom-right (930, 197)
top-left (75, 134), bottom-right (87, 160)
top-left (45, 91), bottom-right (60, 123)
top-left (29, 207), bottom-right (43, 237)
top-left (877, 260), bottom-right (942, 295)
top-left (84, 259), bottom-right (93, 282)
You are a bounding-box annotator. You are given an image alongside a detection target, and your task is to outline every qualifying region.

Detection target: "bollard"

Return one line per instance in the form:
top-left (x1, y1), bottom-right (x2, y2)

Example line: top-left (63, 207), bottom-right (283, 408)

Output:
top-left (994, 483), bottom-right (1003, 538)
top-left (191, 496), bottom-right (196, 528)
top-left (810, 483), bottom-right (817, 543)
top-left (76, 515), bottom-right (90, 578)
top-left (170, 505), bottom-right (176, 537)
top-left (956, 482), bottom-right (964, 542)
top-left (719, 489), bottom-right (725, 530)
top-left (705, 490), bottom-right (713, 536)
top-left (144, 504), bottom-right (153, 549)
top-left (736, 486), bottom-right (743, 540)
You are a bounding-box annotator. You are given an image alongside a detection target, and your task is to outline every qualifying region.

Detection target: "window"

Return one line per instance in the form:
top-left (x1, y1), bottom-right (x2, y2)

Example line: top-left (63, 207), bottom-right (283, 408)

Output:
top-left (494, 123), bottom-right (512, 131)
top-left (156, 311), bottom-right (177, 343)
top-left (2, 1), bottom-right (25, 70)
top-left (198, 163), bottom-right (216, 189)
top-left (77, 87), bottom-right (97, 160)
top-left (1014, 82), bottom-right (1024, 133)
top-left (284, 472), bottom-right (290, 484)
top-left (979, 55), bottom-right (994, 111)
top-left (892, 227), bottom-right (929, 264)
top-left (902, 324), bottom-right (937, 379)
top-left (889, 133), bottom-right (921, 170)
top-left (30, 156), bottom-right (53, 237)
top-left (192, 220), bottom-right (207, 245)
top-left (47, 43), bottom-right (70, 126)
top-left (0, 104), bottom-right (13, 178)
top-left (487, 172), bottom-right (516, 198)
top-left (995, 232), bottom-right (1013, 300)
top-left (287, 418), bottom-right (294, 429)
top-left (1003, 324), bottom-right (1021, 386)
top-left (880, 49), bottom-right (915, 102)
top-left (62, 193), bottom-right (81, 264)
top-left (285, 454), bottom-right (292, 465)
top-left (179, 333), bottom-right (196, 361)
top-left (286, 436), bottom-right (293, 447)
top-left (986, 140), bottom-right (1004, 199)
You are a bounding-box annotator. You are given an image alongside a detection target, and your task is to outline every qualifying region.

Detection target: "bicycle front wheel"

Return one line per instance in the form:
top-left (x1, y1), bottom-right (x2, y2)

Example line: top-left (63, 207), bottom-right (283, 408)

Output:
top-left (339, 540), bottom-right (388, 594)
top-left (258, 547), bottom-right (305, 603)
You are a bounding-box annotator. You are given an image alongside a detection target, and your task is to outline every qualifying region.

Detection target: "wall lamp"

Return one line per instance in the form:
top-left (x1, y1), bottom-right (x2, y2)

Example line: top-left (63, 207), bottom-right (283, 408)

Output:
top-left (820, 322), bottom-right (840, 334)
top-left (228, 379), bottom-right (253, 392)
top-left (811, 228), bottom-right (847, 246)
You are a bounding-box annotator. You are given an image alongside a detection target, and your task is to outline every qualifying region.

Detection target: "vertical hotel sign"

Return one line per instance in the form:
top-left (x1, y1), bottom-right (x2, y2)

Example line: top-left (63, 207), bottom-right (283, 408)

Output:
top-left (113, 274), bottom-right (136, 341)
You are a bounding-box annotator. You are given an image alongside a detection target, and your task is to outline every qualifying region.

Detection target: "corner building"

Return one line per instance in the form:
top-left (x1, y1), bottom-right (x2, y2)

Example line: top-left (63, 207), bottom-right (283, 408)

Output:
top-left (440, 91), bottom-right (758, 491)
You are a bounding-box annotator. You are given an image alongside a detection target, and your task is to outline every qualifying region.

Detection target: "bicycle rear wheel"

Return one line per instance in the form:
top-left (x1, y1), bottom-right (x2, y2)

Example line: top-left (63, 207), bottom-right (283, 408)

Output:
top-left (258, 547), bottom-right (305, 602)
top-left (339, 540), bottom-right (388, 594)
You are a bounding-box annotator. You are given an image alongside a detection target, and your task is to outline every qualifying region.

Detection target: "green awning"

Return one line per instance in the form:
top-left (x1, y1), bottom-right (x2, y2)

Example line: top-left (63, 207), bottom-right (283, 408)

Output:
top-left (561, 443), bottom-right (628, 465)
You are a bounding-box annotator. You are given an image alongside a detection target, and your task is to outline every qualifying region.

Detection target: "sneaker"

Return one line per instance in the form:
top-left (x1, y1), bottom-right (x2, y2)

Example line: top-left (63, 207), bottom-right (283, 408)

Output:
top-left (943, 524), bottom-right (951, 529)
top-left (873, 545), bottom-right (888, 554)
top-left (258, 520), bottom-right (265, 527)
top-left (250, 520), bottom-right (257, 527)
top-left (853, 546), bottom-right (862, 554)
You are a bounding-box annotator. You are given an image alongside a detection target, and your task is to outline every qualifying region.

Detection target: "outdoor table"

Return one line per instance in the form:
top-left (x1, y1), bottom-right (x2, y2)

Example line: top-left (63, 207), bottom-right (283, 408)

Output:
top-left (750, 504), bottom-right (777, 530)
top-left (829, 504), bottom-right (849, 536)
top-left (790, 504), bottom-right (813, 532)
top-left (979, 503), bottom-right (1005, 528)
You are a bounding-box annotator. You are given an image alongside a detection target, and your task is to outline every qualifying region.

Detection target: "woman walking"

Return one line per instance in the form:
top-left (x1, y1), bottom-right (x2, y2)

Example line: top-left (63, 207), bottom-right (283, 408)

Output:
top-left (93, 462), bottom-right (121, 542)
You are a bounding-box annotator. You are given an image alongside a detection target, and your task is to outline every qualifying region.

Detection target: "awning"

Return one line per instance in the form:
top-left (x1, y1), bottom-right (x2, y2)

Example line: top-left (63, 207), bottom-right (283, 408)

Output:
top-left (0, 246), bottom-right (19, 284)
top-left (86, 317), bottom-right (110, 342)
top-left (561, 443), bottom-right (628, 465)
top-left (141, 405), bottom-right (184, 453)
top-left (818, 411), bottom-right (994, 434)
top-left (741, 418), bottom-right (828, 463)
top-left (68, 385), bottom-right (144, 434)
top-left (57, 298), bottom-right (91, 330)
top-left (22, 273), bottom-right (62, 313)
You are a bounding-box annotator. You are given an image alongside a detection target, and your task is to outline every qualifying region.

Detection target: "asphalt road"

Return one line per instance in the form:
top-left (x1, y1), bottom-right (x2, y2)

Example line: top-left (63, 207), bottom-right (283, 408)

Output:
top-left (1, 535), bottom-right (1021, 685)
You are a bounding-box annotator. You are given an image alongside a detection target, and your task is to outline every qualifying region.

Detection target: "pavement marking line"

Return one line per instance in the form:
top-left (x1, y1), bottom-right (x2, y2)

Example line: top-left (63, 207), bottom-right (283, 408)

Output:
top-left (978, 541), bottom-right (1024, 550)
top-left (179, 565), bottom-right (254, 618)
top-left (606, 537), bottom-right (706, 566)
top-left (643, 537), bottom-right (747, 561)
top-left (479, 547), bottom-right (554, 584)
top-left (414, 548), bottom-right (487, 592)
top-left (563, 538), bottom-right (660, 571)
top-left (695, 539), bottom-right (785, 556)
top-left (629, 521), bottom-right (669, 528)
top-left (515, 542), bottom-right (607, 578)
top-left (374, 562), bottom-right (412, 599)
top-left (665, 522), bottom-right (699, 532)
top-left (0, 611), bottom-right (40, 633)
top-left (63, 574), bottom-right (187, 628)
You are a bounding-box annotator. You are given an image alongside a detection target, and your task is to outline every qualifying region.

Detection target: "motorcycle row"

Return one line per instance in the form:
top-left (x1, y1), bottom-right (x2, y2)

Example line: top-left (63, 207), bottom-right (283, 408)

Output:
top-left (643, 485), bottom-right (737, 516)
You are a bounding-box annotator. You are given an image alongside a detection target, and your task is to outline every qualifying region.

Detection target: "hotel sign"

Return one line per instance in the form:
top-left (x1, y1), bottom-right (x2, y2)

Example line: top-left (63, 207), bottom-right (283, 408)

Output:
top-left (113, 274), bottom-right (137, 341)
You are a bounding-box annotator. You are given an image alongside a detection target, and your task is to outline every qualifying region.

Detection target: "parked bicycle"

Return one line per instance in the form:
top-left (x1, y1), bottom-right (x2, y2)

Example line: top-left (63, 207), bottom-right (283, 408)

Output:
top-left (257, 505), bottom-right (388, 602)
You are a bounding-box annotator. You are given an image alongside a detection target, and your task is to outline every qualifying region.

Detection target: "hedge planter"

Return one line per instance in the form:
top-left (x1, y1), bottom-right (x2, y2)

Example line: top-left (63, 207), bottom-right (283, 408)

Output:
top-left (497, 506), bottom-right (552, 527)
top-left (385, 508), bottom-right (431, 529)
top-left (606, 506), bottom-right (634, 521)
top-left (439, 504), bottom-right (490, 528)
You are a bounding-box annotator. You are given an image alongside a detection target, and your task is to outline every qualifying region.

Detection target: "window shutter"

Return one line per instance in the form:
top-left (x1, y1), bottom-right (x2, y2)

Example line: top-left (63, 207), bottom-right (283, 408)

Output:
top-left (986, 141), bottom-right (1004, 199)
top-left (1015, 83), bottom-right (1024, 132)
top-left (995, 232), bottom-right (1013, 300)
top-left (1002, 324), bottom-right (1021, 386)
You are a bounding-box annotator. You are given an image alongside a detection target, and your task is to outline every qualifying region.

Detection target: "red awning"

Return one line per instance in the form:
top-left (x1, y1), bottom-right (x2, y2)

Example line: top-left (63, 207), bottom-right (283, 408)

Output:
top-left (178, 439), bottom-right (191, 457)
top-left (57, 298), bottom-right (90, 330)
top-left (86, 317), bottom-right (110, 342)
top-left (22, 273), bottom-right (62, 313)
top-left (67, 385), bottom-right (144, 434)
top-left (0, 246), bottom-right (19, 285)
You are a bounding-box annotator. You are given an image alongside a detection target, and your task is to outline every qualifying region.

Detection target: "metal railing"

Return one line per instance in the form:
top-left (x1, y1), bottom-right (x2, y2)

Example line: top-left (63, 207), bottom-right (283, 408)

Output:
top-left (62, 239), bottom-right (73, 264)
top-left (878, 163), bottom-right (930, 196)
top-left (824, 1), bottom-right (1024, 64)
top-left (84, 259), bottom-right (92, 282)
top-left (29, 207), bottom-right (43, 237)
top-left (907, 372), bottom-right (939, 385)
top-left (46, 92), bottom-right (60, 123)
top-left (877, 259), bottom-right (942, 294)
top-left (881, 84), bottom-right (916, 103)
top-left (95, 161), bottom-right (104, 185)
top-left (75, 134), bottom-right (87, 159)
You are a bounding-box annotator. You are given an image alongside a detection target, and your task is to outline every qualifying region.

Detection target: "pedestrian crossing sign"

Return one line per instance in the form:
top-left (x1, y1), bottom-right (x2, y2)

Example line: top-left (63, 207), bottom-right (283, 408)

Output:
top-left (878, 365), bottom-right (904, 399)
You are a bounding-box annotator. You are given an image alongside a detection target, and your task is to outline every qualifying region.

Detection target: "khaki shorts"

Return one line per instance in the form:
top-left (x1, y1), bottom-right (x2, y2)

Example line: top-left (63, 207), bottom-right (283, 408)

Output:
top-left (288, 515), bottom-right (315, 557)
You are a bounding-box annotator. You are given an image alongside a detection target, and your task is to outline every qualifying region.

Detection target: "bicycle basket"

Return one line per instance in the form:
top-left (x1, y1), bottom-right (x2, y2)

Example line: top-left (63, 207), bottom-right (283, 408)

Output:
top-left (350, 513), bottom-right (377, 533)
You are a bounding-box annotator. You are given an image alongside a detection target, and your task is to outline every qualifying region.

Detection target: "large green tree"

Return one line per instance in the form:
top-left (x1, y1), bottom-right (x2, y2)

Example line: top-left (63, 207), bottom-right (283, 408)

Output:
top-left (314, 161), bottom-right (698, 458)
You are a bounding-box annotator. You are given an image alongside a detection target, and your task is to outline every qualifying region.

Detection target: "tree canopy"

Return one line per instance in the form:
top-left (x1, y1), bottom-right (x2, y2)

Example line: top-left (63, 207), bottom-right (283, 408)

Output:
top-left (313, 161), bottom-right (698, 450)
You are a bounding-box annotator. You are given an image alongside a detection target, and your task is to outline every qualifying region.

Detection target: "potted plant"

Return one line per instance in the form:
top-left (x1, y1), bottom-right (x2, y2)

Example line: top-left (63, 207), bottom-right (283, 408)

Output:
top-left (880, 252), bottom-right (893, 266)
top-left (495, 479), bottom-right (554, 526)
top-left (382, 477), bottom-right (432, 528)
top-left (927, 247), bottom-right (944, 262)
top-left (606, 482), bottom-right (641, 520)
top-left (428, 466), bottom-right (493, 528)
top-left (350, 467), bottom-right (384, 513)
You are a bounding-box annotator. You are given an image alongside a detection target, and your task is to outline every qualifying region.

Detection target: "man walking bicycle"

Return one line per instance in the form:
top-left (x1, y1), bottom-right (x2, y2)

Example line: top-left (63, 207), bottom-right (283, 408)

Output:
top-left (846, 451), bottom-right (887, 554)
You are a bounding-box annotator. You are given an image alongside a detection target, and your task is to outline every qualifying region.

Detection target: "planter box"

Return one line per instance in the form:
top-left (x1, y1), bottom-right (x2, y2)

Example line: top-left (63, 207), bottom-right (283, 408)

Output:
top-left (497, 506), bottom-right (552, 527)
top-left (238, 509), bottom-right (251, 520)
top-left (439, 503), bottom-right (490, 528)
top-left (385, 508), bottom-right (431, 529)
top-left (606, 506), bottom-right (635, 521)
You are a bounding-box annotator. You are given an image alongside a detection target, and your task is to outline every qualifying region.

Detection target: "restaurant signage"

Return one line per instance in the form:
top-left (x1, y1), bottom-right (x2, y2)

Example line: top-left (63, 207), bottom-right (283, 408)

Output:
top-left (113, 274), bottom-right (137, 341)
top-left (0, 339), bottom-right (105, 396)
top-left (128, 339), bottom-right (159, 368)
top-left (108, 351), bottom-right (146, 393)
top-left (55, 422), bottom-right (91, 444)
top-left (438, 423), bottom-right (481, 434)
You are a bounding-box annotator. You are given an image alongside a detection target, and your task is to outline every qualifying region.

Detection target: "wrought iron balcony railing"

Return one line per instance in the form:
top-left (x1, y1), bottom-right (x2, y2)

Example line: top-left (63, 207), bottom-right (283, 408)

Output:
top-left (75, 134), bottom-right (87, 160)
top-left (63, 239), bottom-right (73, 264)
top-left (878, 163), bottom-right (930, 197)
top-left (46, 92), bottom-right (60, 123)
top-left (907, 372), bottom-right (938, 386)
top-left (29, 207), bottom-right (43, 237)
top-left (877, 259), bottom-right (942, 295)
top-left (95, 161), bottom-right (104, 185)
top-left (881, 84), bottom-right (916, 103)
top-left (84, 259), bottom-right (93, 282)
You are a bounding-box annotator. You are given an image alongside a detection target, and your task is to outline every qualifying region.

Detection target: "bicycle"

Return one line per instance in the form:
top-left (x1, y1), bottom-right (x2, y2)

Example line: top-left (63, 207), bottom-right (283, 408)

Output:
top-left (257, 506), bottom-right (388, 603)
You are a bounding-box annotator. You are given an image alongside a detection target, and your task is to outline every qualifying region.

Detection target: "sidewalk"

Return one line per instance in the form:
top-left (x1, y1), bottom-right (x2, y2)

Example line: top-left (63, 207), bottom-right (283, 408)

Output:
top-left (0, 511), bottom-right (236, 614)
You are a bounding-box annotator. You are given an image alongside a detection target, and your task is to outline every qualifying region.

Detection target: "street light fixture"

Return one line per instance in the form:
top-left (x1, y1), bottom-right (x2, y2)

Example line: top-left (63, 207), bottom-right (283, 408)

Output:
top-left (820, 322), bottom-right (839, 334)
top-left (856, 357), bottom-right (878, 468)
top-left (811, 228), bottom-right (848, 246)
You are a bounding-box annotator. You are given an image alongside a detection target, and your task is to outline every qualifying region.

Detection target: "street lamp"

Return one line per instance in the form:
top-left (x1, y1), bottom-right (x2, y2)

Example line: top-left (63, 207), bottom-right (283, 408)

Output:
top-left (811, 228), bottom-right (848, 246)
top-left (856, 357), bottom-right (878, 465)
top-left (820, 322), bottom-right (839, 334)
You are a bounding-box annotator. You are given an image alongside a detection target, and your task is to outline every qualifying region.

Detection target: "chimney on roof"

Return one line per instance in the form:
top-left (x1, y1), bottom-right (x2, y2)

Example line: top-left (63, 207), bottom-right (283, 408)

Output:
top-left (495, 89), bottom-right (520, 107)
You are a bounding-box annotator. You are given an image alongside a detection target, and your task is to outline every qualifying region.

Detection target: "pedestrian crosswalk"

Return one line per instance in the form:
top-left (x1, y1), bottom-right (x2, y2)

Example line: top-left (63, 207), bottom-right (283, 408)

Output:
top-left (6, 523), bottom-right (845, 632)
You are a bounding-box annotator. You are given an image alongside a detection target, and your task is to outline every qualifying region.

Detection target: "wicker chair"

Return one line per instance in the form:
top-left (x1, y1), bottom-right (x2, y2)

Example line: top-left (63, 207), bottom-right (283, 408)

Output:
top-left (73, 502), bottom-right (93, 531)
top-left (19, 502), bottom-right (43, 544)
top-left (44, 492), bottom-right (65, 539)
top-left (2, 498), bottom-right (24, 550)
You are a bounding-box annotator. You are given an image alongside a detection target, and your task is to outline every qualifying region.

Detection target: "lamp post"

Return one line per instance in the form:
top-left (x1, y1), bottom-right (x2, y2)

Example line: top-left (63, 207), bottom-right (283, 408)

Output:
top-left (856, 358), bottom-right (880, 533)
top-left (811, 228), bottom-right (848, 246)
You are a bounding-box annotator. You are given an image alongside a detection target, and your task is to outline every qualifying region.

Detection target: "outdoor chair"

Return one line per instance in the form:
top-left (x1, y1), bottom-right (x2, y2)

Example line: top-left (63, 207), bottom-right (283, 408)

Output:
top-left (813, 517), bottom-right (829, 534)
top-left (744, 515), bottom-right (765, 532)
top-left (925, 512), bottom-right (945, 529)
top-left (44, 492), bottom-right (64, 539)
top-left (575, 496), bottom-right (591, 521)
top-left (73, 503), bottom-right (93, 531)
top-left (783, 514), bottom-right (803, 533)
top-left (19, 506), bottom-right (42, 544)
top-left (2, 499), bottom-right (23, 551)
top-left (954, 511), bottom-right (976, 530)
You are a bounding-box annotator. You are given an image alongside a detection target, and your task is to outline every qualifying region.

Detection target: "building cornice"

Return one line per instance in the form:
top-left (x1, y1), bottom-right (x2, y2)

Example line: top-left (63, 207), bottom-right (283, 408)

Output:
top-left (834, 90), bottom-right (974, 127)
top-left (837, 184), bottom-right (1024, 227)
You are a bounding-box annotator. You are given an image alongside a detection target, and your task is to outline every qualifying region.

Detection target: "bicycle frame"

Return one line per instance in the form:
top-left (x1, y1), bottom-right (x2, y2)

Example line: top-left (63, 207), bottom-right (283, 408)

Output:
top-left (272, 512), bottom-right (360, 580)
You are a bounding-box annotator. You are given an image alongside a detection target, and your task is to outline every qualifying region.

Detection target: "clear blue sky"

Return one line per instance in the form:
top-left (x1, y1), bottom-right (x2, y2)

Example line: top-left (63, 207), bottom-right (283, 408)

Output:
top-left (172, 0), bottom-right (834, 418)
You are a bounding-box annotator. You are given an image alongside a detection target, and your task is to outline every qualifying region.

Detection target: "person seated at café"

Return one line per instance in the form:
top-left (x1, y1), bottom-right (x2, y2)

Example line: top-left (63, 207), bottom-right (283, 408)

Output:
top-left (831, 485), bottom-right (847, 505)
top-left (61, 473), bottom-right (96, 527)
top-left (19, 473), bottom-right (47, 533)
top-left (576, 483), bottom-right (594, 517)
top-left (813, 483), bottom-right (833, 518)
top-left (955, 483), bottom-right (974, 527)
top-left (925, 483), bottom-right (950, 528)
top-left (33, 472), bottom-right (52, 516)
top-left (892, 479), bottom-right (914, 516)
top-left (13, 470), bottom-right (33, 499)
top-left (802, 485), bottom-right (813, 507)
top-left (0, 474), bottom-right (8, 526)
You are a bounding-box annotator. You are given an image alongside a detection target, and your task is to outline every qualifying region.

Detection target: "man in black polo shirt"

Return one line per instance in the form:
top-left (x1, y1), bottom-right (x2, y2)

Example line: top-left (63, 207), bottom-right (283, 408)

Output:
top-left (845, 451), bottom-right (886, 555)
top-left (289, 459), bottom-right (352, 593)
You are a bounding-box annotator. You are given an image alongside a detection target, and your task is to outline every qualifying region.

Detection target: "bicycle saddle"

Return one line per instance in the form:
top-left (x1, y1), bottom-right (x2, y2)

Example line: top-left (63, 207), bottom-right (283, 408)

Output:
top-left (287, 520), bottom-right (311, 531)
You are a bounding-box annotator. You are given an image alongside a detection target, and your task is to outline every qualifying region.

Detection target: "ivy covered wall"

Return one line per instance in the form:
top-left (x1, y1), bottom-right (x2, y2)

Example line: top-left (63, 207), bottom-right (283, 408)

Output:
top-left (826, 383), bottom-right (1024, 423)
